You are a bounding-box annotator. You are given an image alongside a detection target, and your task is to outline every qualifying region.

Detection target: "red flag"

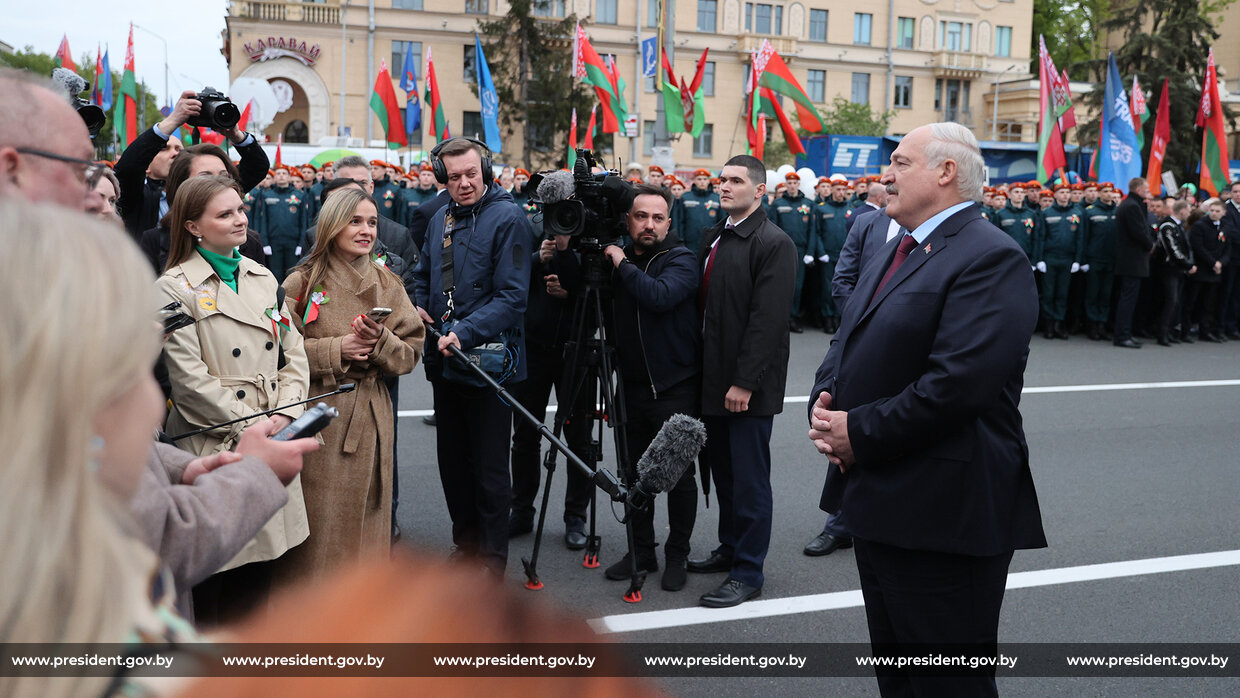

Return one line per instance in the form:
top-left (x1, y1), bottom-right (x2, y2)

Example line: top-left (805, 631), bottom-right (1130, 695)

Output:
top-left (759, 87), bottom-right (806, 157)
top-left (237, 99), bottom-right (253, 133)
top-left (274, 133), bottom-right (283, 168)
top-left (369, 59), bottom-right (407, 148)
top-left (91, 44), bottom-right (102, 105)
top-left (746, 55), bottom-right (760, 156)
top-left (1147, 79), bottom-right (1171, 196)
top-left (115, 26), bottom-right (138, 149)
top-left (1196, 49), bottom-right (1229, 197)
top-left (1036, 36), bottom-right (1067, 182)
top-left (583, 104), bottom-right (597, 150)
top-left (1058, 69), bottom-right (1076, 131)
top-left (567, 106), bottom-right (578, 170)
top-left (755, 116), bottom-right (766, 161)
top-left (55, 35), bottom-right (76, 71)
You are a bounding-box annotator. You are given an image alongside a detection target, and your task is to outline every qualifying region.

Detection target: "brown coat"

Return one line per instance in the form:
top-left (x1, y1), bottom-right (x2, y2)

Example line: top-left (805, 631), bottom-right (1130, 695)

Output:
top-left (158, 253), bottom-right (311, 571)
top-left (276, 253), bottom-right (424, 583)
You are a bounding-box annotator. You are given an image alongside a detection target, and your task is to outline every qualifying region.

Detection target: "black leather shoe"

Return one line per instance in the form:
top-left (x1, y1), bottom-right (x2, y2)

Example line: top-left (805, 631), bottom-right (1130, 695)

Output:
top-left (1113, 338), bottom-right (1143, 349)
top-left (789, 319), bottom-right (803, 334)
top-left (1203, 333), bottom-right (1224, 343)
top-left (1053, 321), bottom-right (1070, 339)
top-left (662, 558), bottom-right (688, 591)
top-left (699, 578), bottom-right (761, 608)
top-left (422, 413), bottom-right (437, 426)
top-left (1169, 334), bottom-right (1182, 344)
top-left (687, 551), bottom-right (734, 573)
top-left (604, 553), bottom-right (657, 580)
top-left (565, 529), bottom-right (588, 550)
top-left (1226, 331), bottom-right (1240, 340)
top-left (1157, 335), bottom-right (1172, 347)
top-left (507, 515), bottom-right (533, 538)
top-left (803, 532), bottom-right (854, 557)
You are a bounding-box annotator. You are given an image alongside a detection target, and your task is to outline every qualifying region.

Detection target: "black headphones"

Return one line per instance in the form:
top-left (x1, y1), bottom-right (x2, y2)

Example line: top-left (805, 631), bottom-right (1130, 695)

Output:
top-left (430, 137), bottom-right (494, 187)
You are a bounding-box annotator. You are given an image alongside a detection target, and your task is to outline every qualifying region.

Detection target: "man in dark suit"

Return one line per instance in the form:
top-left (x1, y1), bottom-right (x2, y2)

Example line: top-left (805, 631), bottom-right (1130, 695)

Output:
top-left (808, 123), bottom-right (1046, 696)
top-left (1113, 177), bottom-right (1155, 348)
top-left (687, 154), bottom-right (796, 608)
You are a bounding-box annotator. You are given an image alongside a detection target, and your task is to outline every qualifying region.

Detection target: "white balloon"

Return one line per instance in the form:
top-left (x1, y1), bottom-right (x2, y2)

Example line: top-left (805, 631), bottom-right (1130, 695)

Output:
top-left (228, 77), bottom-right (281, 134)
top-left (766, 170), bottom-right (782, 190)
top-left (797, 167), bottom-right (817, 196)
top-left (776, 164), bottom-right (795, 177)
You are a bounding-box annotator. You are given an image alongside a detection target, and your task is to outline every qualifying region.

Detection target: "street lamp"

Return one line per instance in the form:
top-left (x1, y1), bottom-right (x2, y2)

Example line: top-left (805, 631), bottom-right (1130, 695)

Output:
top-left (990, 64), bottom-right (1020, 142)
top-left (133, 23), bottom-right (169, 109)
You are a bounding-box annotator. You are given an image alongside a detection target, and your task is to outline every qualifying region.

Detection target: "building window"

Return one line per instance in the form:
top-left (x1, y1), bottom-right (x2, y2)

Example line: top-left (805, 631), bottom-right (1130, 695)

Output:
top-left (896, 17), bottom-right (915, 49)
top-left (698, 0), bottom-right (717, 32)
top-left (854, 13), bottom-right (872, 45)
top-left (744, 3), bottom-right (783, 35)
top-left (391, 41), bottom-right (421, 80)
top-left (893, 76), bottom-right (912, 108)
top-left (597, 0), bottom-right (618, 24)
top-left (702, 61), bottom-right (715, 96)
top-left (851, 72), bottom-right (870, 104)
top-left (464, 0), bottom-right (488, 14)
top-left (809, 10), bottom-right (827, 42)
top-left (693, 124), bottom-right (714, 158)
top-left (808, 69), bottom-right (825, 103)
top-left (392, 0), bottom-right (422, 9)
top-left (643, 119), bottom-right (656, 156)
top-left (995, 26), bottom-right (1012, 57)
top-left (935, 78), bottom-right (971, 120)
top-left (939, 21), bottom-right (973, 51)
top-left (755, 4), bottom-right (771, 34)
top-left (463, 44), bottom-right (476, 83)
top-left (532, 0), bottom-right (566, 17)
top-left (462, 111), bottom-right (483, 140)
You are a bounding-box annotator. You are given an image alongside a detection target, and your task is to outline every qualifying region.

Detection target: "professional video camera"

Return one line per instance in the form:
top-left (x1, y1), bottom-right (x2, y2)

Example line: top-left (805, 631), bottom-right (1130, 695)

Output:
top-left (187, 87), bottom-right (241, 131)
top-left (50, 68), bottom-right (105, 137)
top-left (530, 148), bottom-right (634, 251)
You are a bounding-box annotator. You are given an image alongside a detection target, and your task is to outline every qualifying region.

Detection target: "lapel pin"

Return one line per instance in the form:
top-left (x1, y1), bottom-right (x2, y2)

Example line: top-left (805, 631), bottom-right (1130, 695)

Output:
top-left (924, 243), bottom-right (932, 254)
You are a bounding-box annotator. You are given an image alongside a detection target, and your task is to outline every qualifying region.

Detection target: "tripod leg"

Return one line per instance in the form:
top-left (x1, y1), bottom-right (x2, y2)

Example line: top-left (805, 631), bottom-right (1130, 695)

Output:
top-left (583, 419), bottom-right (602, 569)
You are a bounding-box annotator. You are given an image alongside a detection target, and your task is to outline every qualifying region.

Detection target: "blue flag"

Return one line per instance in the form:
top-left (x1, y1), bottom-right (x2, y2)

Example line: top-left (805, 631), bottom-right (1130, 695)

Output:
top-left (1098, 53), bottom-right (1142, 193)
top-left (399, 42), bottom-right (421, 135)
top-left (475, 36), bottom-right (502, 154)
top-left (641, 37), bottom-right (658, 78)
top-left (100, 47), bottom-right (113, 111)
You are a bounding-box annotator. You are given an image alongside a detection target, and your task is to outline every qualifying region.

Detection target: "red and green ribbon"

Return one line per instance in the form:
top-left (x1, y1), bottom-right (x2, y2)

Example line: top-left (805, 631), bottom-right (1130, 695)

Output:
top-left (302, 285), bottom-right (329, 324)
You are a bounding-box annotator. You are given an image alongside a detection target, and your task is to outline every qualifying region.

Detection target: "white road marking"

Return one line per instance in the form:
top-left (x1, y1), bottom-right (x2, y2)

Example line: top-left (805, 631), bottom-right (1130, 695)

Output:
top-left (398, 379), bottom-right (1240, 418)
top-left (587, 549), bottom-right (1240, 635)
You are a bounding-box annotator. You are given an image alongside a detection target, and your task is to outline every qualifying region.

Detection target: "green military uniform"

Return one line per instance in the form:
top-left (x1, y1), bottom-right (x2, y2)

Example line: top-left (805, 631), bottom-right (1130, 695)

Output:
top-left (812, 197), bottom-right (851, 325)
top-left (993, 201), bottom-right (1042, 263)
top-left (254, 184), bottom-right (308, 281)
top-left (768, 189), bottom-right (816, 320)
top-left (1082, 198), bottom-right (1118, 334)
top-left (675, 185), bottom-right (721, 252)
top-left (1036, 202), bottom-right (1085, 331)
top-left (372, 176), bottom-right (403, 222)
top-left (399, 185), bottom-right (439, 227)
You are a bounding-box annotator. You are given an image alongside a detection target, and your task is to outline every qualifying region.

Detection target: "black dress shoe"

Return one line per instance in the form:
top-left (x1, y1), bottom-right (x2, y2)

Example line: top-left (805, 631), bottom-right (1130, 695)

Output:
top-left (565, 529), bottom-right (588, 550)
top-left (1053, 321), bottom-right (1070, 340)
top-left (507, 515), bottom-right (533, 538)
top-left (1203, 333), bottom-right (1224, 343)
top-left (1157, 336), bottom-right (1172, 347)
top-left (789, 319), bottom-right (803, 334)
top-left (687, 551), bottom-right (734, 573)
top-left (662, 557), bottom-right (688, 591)
top-left (1113, 338), bottom-right (1143, 349)
top-left (1169, 334), bottom-right (1182, 344)
top-left (803, 532), bottom-right (854, 557)
top-left (1226, 331), bottom-right (1240, 340)
top-left (604, 553), bottom-right (658, 580)
top-left (422, 413), bottom-right (437, 426)
top-left (699, 578), bottom-right (761, 608)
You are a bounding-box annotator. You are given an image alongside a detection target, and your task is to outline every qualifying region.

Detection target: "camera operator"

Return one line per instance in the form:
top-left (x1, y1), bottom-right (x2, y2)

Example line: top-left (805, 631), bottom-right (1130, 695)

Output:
top-left (115, 89), bottom-right (268, 243)
top-left (552, 183), bottom-right (702, 592)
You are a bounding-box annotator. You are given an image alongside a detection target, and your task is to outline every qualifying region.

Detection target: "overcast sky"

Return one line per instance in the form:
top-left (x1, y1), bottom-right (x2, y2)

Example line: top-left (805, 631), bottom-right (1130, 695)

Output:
top-left (6, 0), bottom-right (231, 107)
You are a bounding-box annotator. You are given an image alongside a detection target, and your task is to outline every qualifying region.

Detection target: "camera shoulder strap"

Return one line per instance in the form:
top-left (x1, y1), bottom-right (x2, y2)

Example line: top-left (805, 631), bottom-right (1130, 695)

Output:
top-left (440, 213), bottom-right (456, 322)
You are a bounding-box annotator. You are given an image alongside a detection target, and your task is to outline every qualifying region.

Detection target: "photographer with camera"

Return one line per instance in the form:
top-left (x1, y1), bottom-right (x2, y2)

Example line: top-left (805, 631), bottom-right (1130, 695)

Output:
top-left (115, 89), bottom-right (268, 243)
top-left (413, 137), bottom-right (531, 575)
top-left (553, 182), bottom-right (702, 592)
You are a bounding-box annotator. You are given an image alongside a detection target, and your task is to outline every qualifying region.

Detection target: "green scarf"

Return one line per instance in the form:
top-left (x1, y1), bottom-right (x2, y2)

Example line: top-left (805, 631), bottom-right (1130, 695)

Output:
top-left (196, 245), bottom-right (242, 293)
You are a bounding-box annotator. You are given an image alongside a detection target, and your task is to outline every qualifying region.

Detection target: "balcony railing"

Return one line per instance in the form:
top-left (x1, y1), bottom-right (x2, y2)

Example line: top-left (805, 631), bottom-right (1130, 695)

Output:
top-left (933, 50), bottom-right (987, 78)
top-left (230, 1), bottom-right (340, 25)
top-left (738, 34), bottom-right (799, 61)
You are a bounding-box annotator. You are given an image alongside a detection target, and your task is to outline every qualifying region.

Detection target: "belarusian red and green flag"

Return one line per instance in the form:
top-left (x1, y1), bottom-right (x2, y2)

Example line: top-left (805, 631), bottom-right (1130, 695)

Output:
top-left (370, 59), bottom-right (406, 149)
top-left (583, 104), bottom-right (597, 150)
top-left (424, 47), bottom-right (447, 142)
top-left (660, 48), bottom-right (710, 137)
top-left (573, 22), bottom-right (627, 133)
top-left (113, 25), bottom-right (138, 150)
top-left (1196, 48), bottom-right (1229, 197)
top-left (1035, 35), bottom-right (1069, 183)
top-left (54, 35), bottom-right (76, 71)
top-left (1130, 76), bottom-right (1150, 153)
top-left (756, 40), bottom-right (824, 135)
top-left (567, 107), bottom-right (578, 170)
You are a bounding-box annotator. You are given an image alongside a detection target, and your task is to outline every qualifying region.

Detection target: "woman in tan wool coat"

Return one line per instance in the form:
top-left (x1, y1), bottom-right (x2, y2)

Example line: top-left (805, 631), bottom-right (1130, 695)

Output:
top-left (277, 187), bottom-right (424, 583)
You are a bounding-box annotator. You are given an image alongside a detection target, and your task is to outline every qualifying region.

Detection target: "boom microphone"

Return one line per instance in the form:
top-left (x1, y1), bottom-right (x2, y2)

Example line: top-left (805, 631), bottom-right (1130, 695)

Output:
top-left (626, 414), bottom-right (707, 512)
top-left (535, 170), bottom-right (576, 205)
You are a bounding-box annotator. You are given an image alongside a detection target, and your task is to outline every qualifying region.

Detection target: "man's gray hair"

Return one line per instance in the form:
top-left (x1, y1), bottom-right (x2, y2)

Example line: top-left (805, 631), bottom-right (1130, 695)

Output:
top-left (332, 155), bottom-right (369, 172)
top-left (925, 122), bottom-right (985, 202)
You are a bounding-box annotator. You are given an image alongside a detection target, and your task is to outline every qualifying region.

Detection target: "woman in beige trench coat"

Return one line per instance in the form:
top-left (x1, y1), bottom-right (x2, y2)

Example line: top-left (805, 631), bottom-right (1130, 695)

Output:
top-left (277, 186), bottom-right (424, 584)
top-left (157, 176), bottom-right (311, 625)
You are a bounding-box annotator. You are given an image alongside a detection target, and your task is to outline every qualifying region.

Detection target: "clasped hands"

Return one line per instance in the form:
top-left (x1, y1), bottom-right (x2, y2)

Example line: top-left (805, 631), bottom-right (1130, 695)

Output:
top-left (808, 391), bottom-right (855, 473)
top-left (341, 313), bottom-right (384, 361)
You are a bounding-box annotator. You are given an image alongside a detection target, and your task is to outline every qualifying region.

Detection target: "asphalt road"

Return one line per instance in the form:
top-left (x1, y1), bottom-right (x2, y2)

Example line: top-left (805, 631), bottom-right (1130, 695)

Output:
top-left (389, 331), bottom-right (1240, 696)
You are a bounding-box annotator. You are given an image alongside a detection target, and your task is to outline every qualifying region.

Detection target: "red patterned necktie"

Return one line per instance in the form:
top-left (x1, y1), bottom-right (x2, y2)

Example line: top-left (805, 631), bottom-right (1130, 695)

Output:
top-left (698, 224), bottom-right (731, 315)
top-left (870, 233), bottom-right (919, 305)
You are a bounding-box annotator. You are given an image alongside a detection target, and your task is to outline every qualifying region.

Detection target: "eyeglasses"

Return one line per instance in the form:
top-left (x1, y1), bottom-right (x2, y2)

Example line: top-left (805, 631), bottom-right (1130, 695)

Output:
top-left (15, 147), bottom-right (105, 187)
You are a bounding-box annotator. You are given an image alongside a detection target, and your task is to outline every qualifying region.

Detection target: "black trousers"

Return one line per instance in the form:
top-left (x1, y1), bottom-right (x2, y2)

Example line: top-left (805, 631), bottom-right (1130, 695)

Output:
top-left (509, 346), bottom-right (594, 524)
top-left (1183, 278), bottom-right (1222, 334)
top-left (1156, 271), bottom-right (1184, 338)
top-left (703, 414), bottom-right (774, 588)
top-left (623, 378), bottom-right (699, 561)
top-left (432, 379), bottom-right (513, 572)
top-left (855, 539), bottom-right (1013, 698)
top-left (1219, 263), bottom-right (1240, 332)
top-left (1112, 275), bottom-right (1143, 341)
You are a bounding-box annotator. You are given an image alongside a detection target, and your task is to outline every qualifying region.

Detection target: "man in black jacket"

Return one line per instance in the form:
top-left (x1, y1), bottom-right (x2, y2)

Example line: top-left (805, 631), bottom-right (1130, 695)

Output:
top-left (115, 90), bottom-right (267, 243)
top-left (688, 155), bottom-right (796, 608)
top-left (1113, 177), bottom-right (1155, 348)
top-left (593, 183), bottom-right (702, 592)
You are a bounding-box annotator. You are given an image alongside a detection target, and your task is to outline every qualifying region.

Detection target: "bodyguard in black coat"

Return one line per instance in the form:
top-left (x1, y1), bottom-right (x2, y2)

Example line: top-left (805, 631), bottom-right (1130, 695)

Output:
top-left (1112, 179), bottom-right (1155, 346)
top-left (809, 124), bottom-right (1045, 697)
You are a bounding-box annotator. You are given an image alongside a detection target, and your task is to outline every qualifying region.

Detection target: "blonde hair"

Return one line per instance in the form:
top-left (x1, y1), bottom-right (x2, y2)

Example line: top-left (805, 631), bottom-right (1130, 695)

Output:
top-left (0, 200), bottom-right (160, 697)
top-left (292, 187), bottom-right (379, 315)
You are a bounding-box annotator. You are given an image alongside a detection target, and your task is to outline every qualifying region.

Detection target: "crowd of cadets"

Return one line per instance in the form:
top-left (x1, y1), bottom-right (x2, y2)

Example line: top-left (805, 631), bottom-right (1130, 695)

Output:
top-left (228, 155), bottom-right (1238, 344)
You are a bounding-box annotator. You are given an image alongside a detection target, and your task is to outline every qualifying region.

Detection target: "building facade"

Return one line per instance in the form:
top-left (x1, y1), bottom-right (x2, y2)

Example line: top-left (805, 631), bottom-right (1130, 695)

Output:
top-left (225, 0), bottom-right (1035, 170)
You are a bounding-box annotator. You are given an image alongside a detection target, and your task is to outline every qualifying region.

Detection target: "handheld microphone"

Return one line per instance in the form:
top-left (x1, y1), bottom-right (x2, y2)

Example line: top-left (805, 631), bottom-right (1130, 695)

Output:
top-left (626, 414), bottom-right (707, 512)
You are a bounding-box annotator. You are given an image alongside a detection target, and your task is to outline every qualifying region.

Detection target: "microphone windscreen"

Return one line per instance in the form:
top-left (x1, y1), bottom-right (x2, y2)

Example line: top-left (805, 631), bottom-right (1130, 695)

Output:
top-left (636, 413), bottom-right (707, 494)
top-left (536, 170), bottom-right (576, 205)
top-left (51, 67), bottom-right (88, 98)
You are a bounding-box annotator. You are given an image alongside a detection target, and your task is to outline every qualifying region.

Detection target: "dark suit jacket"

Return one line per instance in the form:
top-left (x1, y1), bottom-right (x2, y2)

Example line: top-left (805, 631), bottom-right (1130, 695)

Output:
top-left (699, 206), bottom-right (797, 417)
top-left (832, 206), bottom-right (898, 312)
top-left (811, 204), bottom-right (1046, 556)
top-left (1115, 194), bottom-right (1153, 277)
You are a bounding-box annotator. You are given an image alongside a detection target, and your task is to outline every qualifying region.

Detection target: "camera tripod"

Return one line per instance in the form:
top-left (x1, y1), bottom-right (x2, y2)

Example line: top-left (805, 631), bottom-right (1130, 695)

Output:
top-left (519, 245), bottom-right (649, 603)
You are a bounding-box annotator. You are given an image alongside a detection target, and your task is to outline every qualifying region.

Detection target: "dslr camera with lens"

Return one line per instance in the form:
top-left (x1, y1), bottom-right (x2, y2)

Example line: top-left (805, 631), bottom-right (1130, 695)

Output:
top-left (532, 148), bottom-right (634, 252)
top-left (187, 87), bottom-right (241, 131)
